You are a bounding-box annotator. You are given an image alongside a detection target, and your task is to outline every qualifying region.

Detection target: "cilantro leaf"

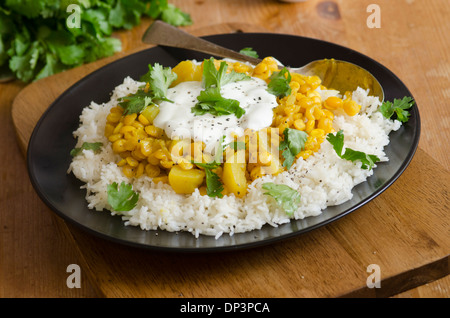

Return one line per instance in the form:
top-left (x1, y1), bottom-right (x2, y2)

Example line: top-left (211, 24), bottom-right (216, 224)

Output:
top-left (379, 96), bottom-right (415, 122)
top-left (262, 182), bottom-right (301, 216)
top-left (160, 3), bottom-right (192, 26)
top-left (193, 161), bottom-right (224, 198)
top-left (70, 142), bottom-right (103, 157)
top-left (326, 130), bottom-right (380, 170)
top-left (279, 128), bottom-right (308, 170)
top-left (119, 89), bottom-right (154, 115)
top-left (140, 63), bottom-right (177, 101)
top-left (202, 58), bottom-right (250, 89)
top-left (239, 47), bottom-right (259, 58)
top-left (107, 181), bottom-right (139, 212)
top-left (1, 0), bottom-right (191, 82)
top-left (192, 87), bottom-right (245, 118)
top-left (120, 63), bottom-right (177, 115)
top-left (267, 67), bottom-right (292, 98)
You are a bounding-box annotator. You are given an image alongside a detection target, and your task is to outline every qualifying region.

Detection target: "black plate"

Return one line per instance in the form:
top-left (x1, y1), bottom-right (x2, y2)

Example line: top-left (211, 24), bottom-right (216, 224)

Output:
top-left (27, 33), bottom-right (420, 252)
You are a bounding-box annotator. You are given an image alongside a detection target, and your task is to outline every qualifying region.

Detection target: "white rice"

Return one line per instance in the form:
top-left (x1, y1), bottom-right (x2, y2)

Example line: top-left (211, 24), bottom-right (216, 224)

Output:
top-left (68, 76), bottom-right (401, 238)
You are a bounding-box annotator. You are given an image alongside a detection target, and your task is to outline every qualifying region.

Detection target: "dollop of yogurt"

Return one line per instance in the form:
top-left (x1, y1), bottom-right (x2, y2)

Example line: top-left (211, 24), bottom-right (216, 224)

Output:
top-left (153, 77), bottom-right (277, 153)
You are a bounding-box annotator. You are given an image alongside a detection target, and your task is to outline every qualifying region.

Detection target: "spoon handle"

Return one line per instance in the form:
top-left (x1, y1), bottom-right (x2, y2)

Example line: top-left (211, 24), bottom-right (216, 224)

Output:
top-left (142, 21), bottom-right (262, 65)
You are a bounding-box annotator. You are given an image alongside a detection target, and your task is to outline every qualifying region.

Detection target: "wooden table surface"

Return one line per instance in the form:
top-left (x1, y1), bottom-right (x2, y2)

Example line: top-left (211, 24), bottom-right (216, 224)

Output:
top-left (1, 0), bottom-right (449, 298)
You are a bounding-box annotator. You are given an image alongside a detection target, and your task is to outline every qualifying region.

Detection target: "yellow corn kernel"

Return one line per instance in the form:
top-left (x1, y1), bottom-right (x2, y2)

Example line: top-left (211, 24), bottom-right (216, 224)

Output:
top-left (160, 159), bottom-right (174, 169)
top-left (343, 100), bottom-right (361, 116)
top-left (145, 125), bottom-right (164, 138)
top-left (293, 119), bottom-right (306, 130)
top-left (313, 107), bottom-right (325, 119)
top-left (122, 165), bottom-right (135, 178)
top-left (123, 113), bottom-right (137, 126)
top-left (233, 62), bottom-right (252, 74)
top-left (112, 122), bottom-right (123, 134)
top-left (108, 133), bottom-right (123, 142)
top-left (153, 148), bottom-right (167, 160)
top-left (285, 94), bottom-right (296, 106)
top-left (324, 96), bottom-right (343, 110)
top-left (139, 140), bottom-right (152, 157)
top-left (124, 138), bottom-right (139, 151)
top-left (112, 139), bottom-right (126, 153)
top-left (119, 125), bottom-right (136, 135)
top-left (153, 176), bottom-right (169, 184)
top-left (253, 62), bottom-right (268, 74)
top-left (250, 166), bottom-right (264, 180)
top-left (305, 106), bottom-right (316, 121)
top-left (145, 164), bottom-right (160, 178)
top-left (110, 106), bottom-right (124, 114)
top-left (132, 148), bottom-right (147, 161)
top-left (119, 151), bottom-right (131, 159)
top-left (147, 154), bottom-right (160, 166)
top-left (135, 162), bottom-right (145, 178)
top-left (117, 158), bottom-right (127, 167)
top-left (132, 121), bottom-right (145, 130)
top-left (317, 117), bottom-right (333, 133)
top-left (305, 119), bottom-right (315, 132)
top-left (106, 112), bottom-right (122, 123)
top-left (297, 150), bottom-right (313, 160)
top-left (323, 109), bottom-right (334, 120)
top-left (298, 97), bottom-right (313, 110)
top-left (126, 156), bottom-right (139, 167)
top-left (178, 160), bottom-right (193, 170)
top-left (310, 128), bottom-right (325, 138)
top-left (104, 123), bottom-right (115, 138)
top-left (138, 114), bottom-right (150, 126)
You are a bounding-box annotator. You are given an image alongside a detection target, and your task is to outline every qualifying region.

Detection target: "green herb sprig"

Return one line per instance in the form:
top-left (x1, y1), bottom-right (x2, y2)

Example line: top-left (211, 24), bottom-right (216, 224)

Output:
top-left (119, 63), bottom-right (177, 115)
top-left (326, 130), bottom-right (380, 170)
top-left (70, 142), bottom-right (103, 157)
top-left (262, 182), bottom-right (301, 216)
top-left (107, 181), bottom-right (139, 212)
top-left (0, 0), bottom-right (191, 82)
top-left (379, 96), bottom-right (415, 122)
top-left (191, 58), bottom-right (249, 118)
top-left (279, 128), bottom-right (308, 170)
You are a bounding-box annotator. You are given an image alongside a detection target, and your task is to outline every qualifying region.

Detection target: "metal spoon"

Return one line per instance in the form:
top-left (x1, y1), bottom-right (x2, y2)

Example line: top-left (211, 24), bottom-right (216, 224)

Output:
top-left (142, 21), bottom-right (384, 101)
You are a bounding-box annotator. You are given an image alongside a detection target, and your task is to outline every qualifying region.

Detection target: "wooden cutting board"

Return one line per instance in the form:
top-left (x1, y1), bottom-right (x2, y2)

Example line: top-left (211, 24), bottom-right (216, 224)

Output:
top-left (11, 22), bottom-right (449, 298)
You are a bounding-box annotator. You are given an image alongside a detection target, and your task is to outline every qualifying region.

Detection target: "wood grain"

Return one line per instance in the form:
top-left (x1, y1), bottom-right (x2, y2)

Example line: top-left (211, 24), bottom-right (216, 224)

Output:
top-left (3, 0), bottom-right (449, 298)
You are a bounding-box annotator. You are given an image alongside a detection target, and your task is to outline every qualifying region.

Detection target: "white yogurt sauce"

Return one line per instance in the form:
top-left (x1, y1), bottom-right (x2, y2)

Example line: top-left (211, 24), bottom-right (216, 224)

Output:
top-left (153, 77), bottom-right (277, 153)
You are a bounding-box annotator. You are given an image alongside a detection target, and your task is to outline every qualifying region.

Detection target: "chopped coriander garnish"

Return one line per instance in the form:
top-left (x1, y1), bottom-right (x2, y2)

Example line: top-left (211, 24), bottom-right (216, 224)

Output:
top-left (267, 67), bottom-right (292, 98)
top-left (239, 47), bottom-right (259, 58)
top-left (326, 130), bottom-right (380, 170)
top-left (279, 128), bottom-right (308, 170)
top-left (70, 142), bottom-right (103, 157)
top-left (379, 96), bottom-right (415, 122)
top-left (262, 182), bottom-right (301, 216)
top-left (202, 58), bottom-right (250, 89)
top-left (193, 161), bottom-right (224, 198)
top-left (191, 58), bottom-right (249, 119)
top-left (107, 181), bottom-right (139, 212)
top-left (191, 87), bottom-right (245, 118)
top-left (120, 63), bottom-right (177, 115)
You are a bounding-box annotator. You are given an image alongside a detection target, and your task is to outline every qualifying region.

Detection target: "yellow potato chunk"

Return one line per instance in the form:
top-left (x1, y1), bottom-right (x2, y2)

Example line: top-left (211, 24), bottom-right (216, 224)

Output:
top-left (171, 60), bottom-right (203, 86)
top-left (222, 150), bottom-right (247, 198)
top-left (168, 165), bottom-right (205, 194)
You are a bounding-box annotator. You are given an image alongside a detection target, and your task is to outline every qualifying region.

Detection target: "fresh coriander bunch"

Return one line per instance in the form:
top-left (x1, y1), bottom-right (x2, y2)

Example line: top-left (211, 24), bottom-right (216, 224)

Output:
top-left (0, 0), bottom-right (192, 82)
